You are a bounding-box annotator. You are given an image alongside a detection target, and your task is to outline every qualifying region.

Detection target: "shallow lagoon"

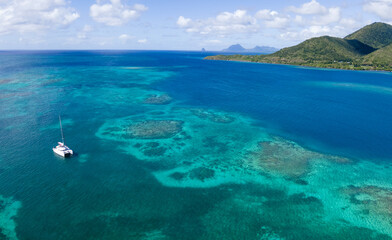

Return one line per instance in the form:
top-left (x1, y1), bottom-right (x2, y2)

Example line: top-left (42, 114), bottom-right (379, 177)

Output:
top-left (0, 51), bottom-right (392, 239)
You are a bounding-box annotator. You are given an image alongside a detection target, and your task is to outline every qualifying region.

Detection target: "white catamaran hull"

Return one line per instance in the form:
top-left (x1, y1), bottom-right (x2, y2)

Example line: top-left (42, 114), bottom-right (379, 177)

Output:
top-left (54, 116), bottom-right (74, 158)
top-left (53, 142), bottom-right (73, 157)
top-left (53, 148), bottom-right (73, 157)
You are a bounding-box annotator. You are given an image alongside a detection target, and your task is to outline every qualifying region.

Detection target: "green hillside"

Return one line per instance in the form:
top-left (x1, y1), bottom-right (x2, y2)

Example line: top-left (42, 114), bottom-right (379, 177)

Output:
top-left (205, 22), bottom-right (392, 71)
top-left (206, 36), bottom-right (376, 69)
top-left (345, 22), bottom-right (392, 49)
top-left (260, 36), bottom-right (374, 63)
top-left (362, 43), bottom-right (392, 69)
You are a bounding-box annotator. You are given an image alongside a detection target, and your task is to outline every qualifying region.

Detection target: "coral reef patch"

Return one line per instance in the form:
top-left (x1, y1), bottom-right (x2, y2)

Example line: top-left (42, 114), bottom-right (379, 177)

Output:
top-left (169, 167), bottom-right (215, 182)
top-left (341, 185), bottom-right (392, 226)
top-left (190, 108), bottom-right (235, 123)
top-left (245, 136), bottom-right (351, 179)
top-left (144, 94), bottom-right (172, 105)
top-left (0, 195), bottom-right (22, 240)
top-left (94, 91), bottom-right (392, 238)
top-left (127, 120), bottom-right (183, 139)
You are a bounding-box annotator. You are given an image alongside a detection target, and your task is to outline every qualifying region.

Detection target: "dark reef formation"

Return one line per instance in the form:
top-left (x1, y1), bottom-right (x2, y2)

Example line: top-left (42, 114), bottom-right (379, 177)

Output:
top-left (127, 120), bottom-right (183, 139)
top-left (246, 137), bottom-right (351, 179)
top-left (342, 185), bottom-right (392, 221)
top-left (143, 94), bottom-right (172, 105)
top-left (169, 167), bottom-right (215, 182)
top-left (190, 108), bottom-right (235, 124)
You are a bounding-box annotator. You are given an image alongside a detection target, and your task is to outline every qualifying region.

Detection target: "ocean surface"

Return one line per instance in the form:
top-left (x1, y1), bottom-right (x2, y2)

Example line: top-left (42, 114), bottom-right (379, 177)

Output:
top-left (1, 50), bottom-right (392, 239)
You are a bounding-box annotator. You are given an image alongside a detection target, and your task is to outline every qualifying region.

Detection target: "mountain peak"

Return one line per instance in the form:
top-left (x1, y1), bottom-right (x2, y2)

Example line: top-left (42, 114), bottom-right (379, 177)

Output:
top-left (222, 44), bottom-right (278, 53)
top-left (206, 22), bottom-right (392, 71)
top-left (368, 22), bottom-right (391, 27)
top-left (222, 44), bottom-right (246, 52)
top-left (344, 22), bottom-right (392, 49)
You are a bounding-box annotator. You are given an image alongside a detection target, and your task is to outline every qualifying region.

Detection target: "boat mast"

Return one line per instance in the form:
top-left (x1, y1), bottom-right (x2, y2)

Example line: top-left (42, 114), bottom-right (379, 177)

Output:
top-left (59, 115), bottom-right (65, 144)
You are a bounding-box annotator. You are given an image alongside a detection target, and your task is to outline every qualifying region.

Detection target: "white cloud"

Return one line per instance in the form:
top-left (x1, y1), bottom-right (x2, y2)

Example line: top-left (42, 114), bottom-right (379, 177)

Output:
top-left (90, 0), bottom-right (148, 26)
top-left (76, 33), bottom-right (87, 39)
top-left (301, 25), bottom-right (332, 37)
top-left (18, 35), bottom-right (45, 45)
top-left (339, 18), bottom-right (358, 28)
top-left (138, 39), bottom-right (147, 43)
top-left (265, 17), bottom-right (289, 28)
top-left (82, 25), bottom-right (93, 32)
top-left (176, 1), bottom-right (368, 47)
top-left (133, 3), bottom-right (148, 11)
top-left (287, 0), bottom-right (341, 25)
top-left (364, 0), bottom-right (392, 20)
top-left (281, 0), bottom-right (343, 41)
top-left (279, 4), bottom-right (355, 43)
top-left (0, 0), bottom-right (79, 34)
top-left (119, 34), bottom-right (134, 42)
top-left (177, 16), bottom-right (191, 27)
top-left (294, 15), bottom-right (305, 25)
top-left (280, 26), bottom-right (331, 41)
top-left (280, 24), bottom-right (350, 42)
top-left (287, 0), bottom-right (327, 15)
top-left (255, 9), bottom-right (278, 20)
top-left (77, 25), bottom-right (93, 39)
top-left (256, 10), bottom-right (289, 28)
top-left (312, 7), bottom-right (341, 25)
top-left (204, 39), bottom-right (222, 44)
top-left (177, 10), bottom-right (259, 36)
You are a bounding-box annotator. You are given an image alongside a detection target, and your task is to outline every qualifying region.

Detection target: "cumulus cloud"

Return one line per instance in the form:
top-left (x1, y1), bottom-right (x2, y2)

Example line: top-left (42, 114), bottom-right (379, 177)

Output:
top-left (255, 10), bottom-right (289, 28)
top-left (280, 0), bottom-right (343, 41)
top-left (364, 0), bottom-right (392, 20)
top-left (0, 0), bottom-right (79, 34)
top-left (301, 25), bottom-right (333, 37)
top-left (264, 17), bottom-right (289, 28)
top-left (255, 9), bottom-right (277, 20)
top-left (287, 0), bottom-right (341, 25)
top-left (77, 25), bottom-right (93, 39)
top-left (287, 0), bottom-right (327, 15)
top-left (339, 18), bottom-right (358, 28)
top-left (138, 39), bottom-right (147, 43)
top-left (133, 3), bottom-right (148, 12)
top-left (119, 34), bottom-right (134, 42)
top-left (177, 16), bottom-right (191, 27)
top-left (177, 10), bottom-right (259, 36)
top-left (312, 7), bottom-right (341, 25)
top-left (280, 23), bottom-right (351, 42)
top-left (90, 0), bottom-right (148, 26)
top-left (280, 26), bottom-right (331, 41)
top-left (176, 1), bottom-right (366, 46)
top-left (294, 15), bottom-right (305, 25)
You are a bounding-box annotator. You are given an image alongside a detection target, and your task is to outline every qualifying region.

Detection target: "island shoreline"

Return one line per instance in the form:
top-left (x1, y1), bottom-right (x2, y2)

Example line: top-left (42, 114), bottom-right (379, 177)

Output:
top-left (204, 58), bottom-right (392, 73)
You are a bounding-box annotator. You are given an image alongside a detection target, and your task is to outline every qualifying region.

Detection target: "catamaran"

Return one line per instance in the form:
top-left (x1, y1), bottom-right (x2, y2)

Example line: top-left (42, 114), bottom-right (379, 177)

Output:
top-left (53, 116), bottom-right (73, 157)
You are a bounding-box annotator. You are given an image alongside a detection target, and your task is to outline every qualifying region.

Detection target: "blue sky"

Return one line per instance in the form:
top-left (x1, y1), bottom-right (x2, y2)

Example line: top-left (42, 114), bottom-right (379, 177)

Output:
top-left (0, 0), bottom-right (391, 50)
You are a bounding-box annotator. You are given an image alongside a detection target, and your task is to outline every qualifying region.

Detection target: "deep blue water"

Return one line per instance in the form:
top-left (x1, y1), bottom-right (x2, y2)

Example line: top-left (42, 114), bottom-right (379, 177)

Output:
top-left (158, 52), bottom-right (392, 160)
top-left (1, 50), bottom-right (392, 239)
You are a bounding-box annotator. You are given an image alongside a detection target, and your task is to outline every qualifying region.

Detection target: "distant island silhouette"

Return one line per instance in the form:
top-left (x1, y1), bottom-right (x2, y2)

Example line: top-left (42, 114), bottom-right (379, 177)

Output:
top-left (222, 44), bottom-right (279, 54)
top-left (206, 22), bottom-right (392, 71)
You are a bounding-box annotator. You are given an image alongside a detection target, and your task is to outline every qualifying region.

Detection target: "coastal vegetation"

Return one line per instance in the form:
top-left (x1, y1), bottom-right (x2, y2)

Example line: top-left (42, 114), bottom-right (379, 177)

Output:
top-left (205, 22), bottom-right (392, 71)
top-left (344, 22), bottom-right (392, 49)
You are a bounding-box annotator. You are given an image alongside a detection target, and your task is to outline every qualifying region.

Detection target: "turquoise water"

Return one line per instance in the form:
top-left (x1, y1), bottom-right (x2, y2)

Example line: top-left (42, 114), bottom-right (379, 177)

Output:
top-left (1, 50), bottom-right (392, 239)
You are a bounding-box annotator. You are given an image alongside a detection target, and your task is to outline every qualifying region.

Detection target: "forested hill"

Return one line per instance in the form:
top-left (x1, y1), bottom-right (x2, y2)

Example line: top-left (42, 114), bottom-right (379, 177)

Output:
top-left (344, 22), bottom-right (392, 49)
top-left (205, 22), bottom-right (392, 71)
